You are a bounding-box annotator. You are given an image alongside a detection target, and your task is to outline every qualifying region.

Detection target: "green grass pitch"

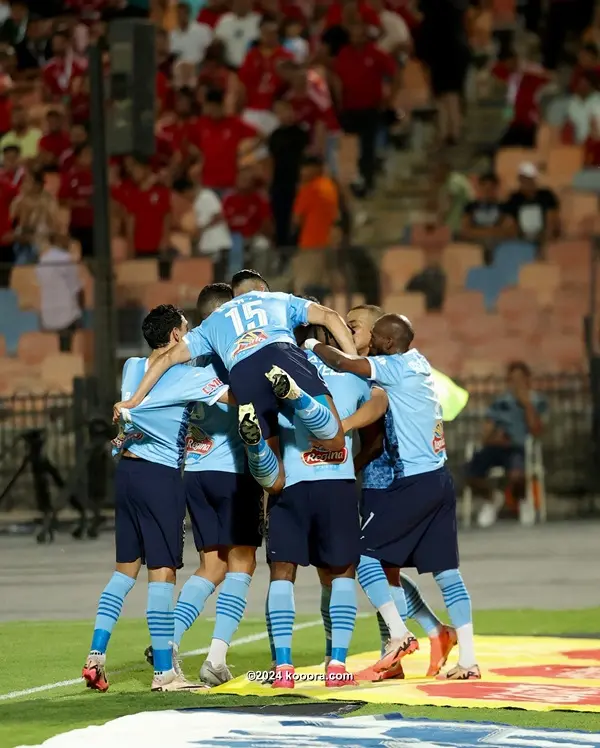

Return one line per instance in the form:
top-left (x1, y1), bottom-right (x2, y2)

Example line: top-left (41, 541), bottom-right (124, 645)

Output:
top-left (1, 609), bottom-right (600, 748)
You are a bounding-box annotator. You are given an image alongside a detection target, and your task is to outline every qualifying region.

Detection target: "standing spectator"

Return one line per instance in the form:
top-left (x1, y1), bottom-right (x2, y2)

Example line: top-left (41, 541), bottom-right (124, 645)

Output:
top-left (431, 161), bottom-right (474, 235)
top-left (0, 105), bottom-right (41, 160)
top-left (123, 156), bottom-right (173, 265)
top-left (39, 109), bottom-right (71, 167)
top-left (268, 98), bottom-right (309, 247)
top-left (543, 0), bottom-right (593, 71)
top-left (58, 122), bottom-right (88, 172)
top-left (565, 71), bottom-right (600, 144)
top-left (0, 47), bottom-right (13, 137)
top-left (36, 235), bottom-right (83, 352)
top-left (503, 162), bottom-right (561, 244)
top-left (283, 64), bottom-right (327, 154)
top-left (59, 143), bottom-right (94, 259)
top-left (569, 43), bottom-right (600, 92)
top-left (197, 40), bottom-right (231, 101)
top-left (214, 0), bottom-right (260, 69)
top-left (11, 168), bottom-right (60, 264)
top-left (238, 16), bottom-right (292, 136)
top-left (190, 89), bottom-right (260, 192)
top-left (324, 0), bottom-right (380, 33)
top-left (0, 1), bottom-right (28, 47)
top-left (369, 0), bottom-right (411, 56)
top-left (169, 1), bottom-right (213, 66)
top-left (222, 167), bottom-right (271, 274)
top-left (12, 14), bottom-right (52, 77)
top-left (156, 26), bottom-right (177, 79)
top-left (282, 19), bottom-right (309, 64)
top-left (0, 143), bottom-right (24, 188)
top-left (42, 29), bottom-right (87, 104)
top-left (460, 173), bottom-right (515, 244)
top-left (0, 172), bottom-right (18, 286)
top-left (160, 87), bottom-right (198, 162)
top-left (333, 22), bottom-right (397, 196)
top-left (291, 155), bottom-right (338, 294)
top-left (197, 0), bottom-right (229, 29)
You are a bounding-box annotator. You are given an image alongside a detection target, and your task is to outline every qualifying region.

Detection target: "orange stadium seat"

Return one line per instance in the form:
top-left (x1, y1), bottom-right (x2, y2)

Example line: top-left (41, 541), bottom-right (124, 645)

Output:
top-left (419, 340), bottom-right (463, 377)
top-left (561, 192), bottom-right (598, 237)
top-left (518, 262), bottom-right (561, 306)
top-left (496, 148), bottom-right (538, 192)
top-left (116, 259), bottom-right (159, 286)
top-left (461, 358), bottom-right (501, 377)
top-left (170, 257), bottom-right (213, 287)
top-left (338, 134), bottom-right (359, 187)
top-left (536, 123), bottom-right (561, 164)
top-left (17, 331), bottom-right (60, 366)
top-left (539, 335), bottom-right (586, 371)
top-left (111, 237), bottom-right (129, 262)
top-left (41, 353), bottom-right (85, 391)
top-left (412, 313), bottom-right (450, 346)
top-left (545, 240), bottom-right (591, 282)
top-left (443, 290), bottom-right (486, 323)
top-left (10, 266), bottom-right (40, 310)
top-left (410, 224), bottom-right (451, 251)
top-left (454, 313), bottom-right (505, 346)
top-left (72, 329), bottom-right (94, 365)
top-left (382, 291), bottom-right (427, 319)
top-left (496, 286), bottom-right (539, 322)
top-left (379, 246), bottom-right (424, 294)
top-left (442, 243), bottom-right (484, 288)
top-left (546, 145), bottom-right (584, 183)
top-left (170, 231), bottom-right (192, 257)
top-left (142, 281), bottom-right (182, 310)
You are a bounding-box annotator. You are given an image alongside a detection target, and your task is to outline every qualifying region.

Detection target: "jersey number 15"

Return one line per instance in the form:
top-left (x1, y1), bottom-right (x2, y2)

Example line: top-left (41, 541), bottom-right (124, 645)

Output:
top-left (225, 301), bottom-right (268, 336)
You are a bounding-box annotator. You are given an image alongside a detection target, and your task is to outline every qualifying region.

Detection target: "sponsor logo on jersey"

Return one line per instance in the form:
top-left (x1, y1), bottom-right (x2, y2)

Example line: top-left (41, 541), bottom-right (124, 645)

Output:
top-left (185, 424), bottom-right (214, 456)
top-left (301, 446), bottom-right (348, 466)
top-left (112, 429), bottom-right (143, 451)
top-left (232, 329), bottom-right (268, 357)
top-left (432, 420), bottom-right (446, 454)
top-left (201, 377), bottom-right (224, 396)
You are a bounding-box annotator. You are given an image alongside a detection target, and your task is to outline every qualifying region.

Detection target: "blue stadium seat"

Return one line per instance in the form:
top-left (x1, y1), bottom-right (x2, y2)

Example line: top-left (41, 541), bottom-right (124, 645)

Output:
top-left (493, 241), bottom-right (536, 284)
top-left (4, 310), bottom-right (40, 355)
top-left (465, 266), bottom-right (504, 311)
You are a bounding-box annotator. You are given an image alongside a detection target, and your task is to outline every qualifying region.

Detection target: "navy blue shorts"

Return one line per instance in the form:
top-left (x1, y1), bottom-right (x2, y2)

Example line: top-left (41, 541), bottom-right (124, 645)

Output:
top-left (184, 470), bottom-right (263, 551)
top-left (360, 466), bottom-right (458, 574)
top-left (228, 342), bottom-right (330, 439)
top-left (115, 457), bottom-right (186, 570)
top-left (267, 479), bottom-right (360, 568)
top-left (467, 445), bottom-right (525, 478)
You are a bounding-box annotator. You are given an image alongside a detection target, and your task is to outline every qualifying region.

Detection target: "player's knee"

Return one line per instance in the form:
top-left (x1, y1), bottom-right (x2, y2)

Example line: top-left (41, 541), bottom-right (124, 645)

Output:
top-left (270, 561), bottom-right (296, 582)
top-left (317, 566), bottom-right (332, 587)
top-left (199, 550), bottom-right (228, 585)
top-left (148, 566), bottom-right (176, 584)
top-left (116, 560), bottom-right (141, 580)
top-left (329, 563), bottom-right (355, 578)
top-left (382, 565), bottom-right (400, 586)
top-left (227, 546), bottom-right (257, 575)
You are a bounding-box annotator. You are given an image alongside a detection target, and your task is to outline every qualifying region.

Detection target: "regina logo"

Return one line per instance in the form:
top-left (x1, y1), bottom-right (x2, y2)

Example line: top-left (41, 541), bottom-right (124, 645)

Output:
top-left (432, 420), bottom-right (446, 454)
top-left (112, 429), bottom-right (143, 450)
top-left (232, 329), bottom-right (268, 357)
top-left (185, 425), bottom-right (214, 456)
top-left (301, 446), bottom-right (348, 466)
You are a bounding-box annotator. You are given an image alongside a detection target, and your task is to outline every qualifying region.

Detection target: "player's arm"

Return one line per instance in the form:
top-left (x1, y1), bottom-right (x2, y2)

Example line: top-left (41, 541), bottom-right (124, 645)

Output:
top-left (341, 386), bottom-right (388, 432)
top-left (305, 304), bottom-right (357, 355)
top-left (306, 341), bottom-right (370, 377)
top-left (354, 419), bottom-right (385, 473)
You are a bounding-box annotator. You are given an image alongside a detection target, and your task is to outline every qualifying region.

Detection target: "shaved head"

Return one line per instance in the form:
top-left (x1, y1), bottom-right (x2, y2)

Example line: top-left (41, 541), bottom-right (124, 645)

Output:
top-left (370, 313), bottom-right (414, 355)
top-left (347, 304), bottom-right (382, 356)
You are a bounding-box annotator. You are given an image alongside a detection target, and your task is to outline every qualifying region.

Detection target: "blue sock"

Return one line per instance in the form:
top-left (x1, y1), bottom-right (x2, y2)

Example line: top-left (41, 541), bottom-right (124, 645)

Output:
top-left (320, 584), bottom-right (332, 659)
top-left (267, 580), bottom-right (295, 666)
top-left (329, 577), bottom-right (357, 665)
top-left (147, 582), bottom-right (175, 674)
top-left (357, 555), bottom-right (391, 609)
top-left (265, 594), bottom-right (276, 663)
top-left (173, 574), bottom-right (215, 646)
top-left (401, 572), bottom-right (442, 635)
top-left (213, 572), bottom-right (251, 644)
top-left (287, 390), bottom-right (339, 441)
top-left (246, 435), bottom-right (280, 489)
top-left (433, 569), bottom-right (472, 628)
top-left (90, 571), bottom-right (135, 654)
top-left (376, 612), bottom-right (388, 655)
top-left (390, 584), bottom-right (408, 619)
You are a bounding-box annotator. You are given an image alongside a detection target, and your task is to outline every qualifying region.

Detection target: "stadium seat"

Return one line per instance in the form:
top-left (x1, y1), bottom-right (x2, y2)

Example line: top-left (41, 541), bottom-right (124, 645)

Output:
top-left (41, 353), bottom-right (85, 391)
top-left (496, 148), bottom-right (538, 192)
top-left (17, 331), bottom-right (60, 365)
top-left (539, 334), bottom-right (585, 371)
top-left (142, 281), bottom-right (182, 311)
top-left (115, 259), bottom-right (159, 286)
top-left (170, 257), bottom-right (213, 287)
top-left (460, 357), bottom-right (500, 377)
top-left (79, 263), bottom-right (95, 309)
top-left (111, 237), bottom-right (129, 262)
top-left (116, 284), bottom-right (147, 306)
top-left (442, 243), bottom-right (484, 288)
top-left (465, 266), bottom-right (504, 310)
top-left (10, 266), bottom-right (40, 310)
top-left (454, 313), bottom-right (505, 346)
top-left (338, 134), bottom-right (359, 186)
top-left (2, 309), bottom-right (40, 355)
top-left (518, 262), bottom-right (560, 306)
top-left (413, 313), bottom-right (450, 346)
top-left (493, 241), bottom-right (536, 283)
top-left (380, 247), bottom-right (424, 294)
top-left (560, 192), bottom-right (598, 237)
top-left (170, 231), bottom-right (192, 257)
top-left (0, 334), bottom-right (6, 357)
top-left (72, 329), bottom-right (94, 365)
top-left (382, 291), bottom-right (426, 319)
top-left (419, 340), bottom-right (463, 377)
top-left (546, 145), bottom-right (584, 183)
top-left (410, 224), bottom-right (451, 251)
top-left (545, 240), bottom-right (591, 281)
top-left (443, 290), bottom-right (486, 323)
top-left (496, 287), bottom-right (540, 324)
top-left (322, 293), bottom-right (366, 316)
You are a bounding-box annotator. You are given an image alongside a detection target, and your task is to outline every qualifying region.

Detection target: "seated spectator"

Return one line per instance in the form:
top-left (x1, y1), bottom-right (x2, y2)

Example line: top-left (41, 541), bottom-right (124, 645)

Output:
top-left (39, 109), bottom-right (71, 167)
top-left (268, 98), bottom-right (310, 248)
top-left (11, 168), bottom-right (60, 264)
top-left (460, 173), bottom-right (516, 244)
top-left (432, 161), bottom-right (474, 235)
top-left (35, 234), bottom-right (83, 353)
top-left (0, 104), bottom-right (41, 160)
top-left (59, 143), bottom-right (93, 259)
top-left (324, 0), bottom-right (380, 34)
top-left (0, 143), bottom-right (24, 187)
top-left (504, 162), bottom-right (560, 244)
top-left (222, 166), bottom-right (271, 275)
top-left (42, 28), bottom-right (87, 104)
top-left (565, 71), bottom-right (600, 145)
top-left (569, 43), bottom-right (600, 93)
top-left (466, 361), bottom-right (546, 528)
top-left (169, 1), bottom-right (213, 66)
top-left (492, 50), bottom-right (551, 148)
top-left (291, 154), bottom-right (338, 295)
top-left (214, 0), bottom-right (260, 69)
top-left (282, 19), bottom-right (309, 64)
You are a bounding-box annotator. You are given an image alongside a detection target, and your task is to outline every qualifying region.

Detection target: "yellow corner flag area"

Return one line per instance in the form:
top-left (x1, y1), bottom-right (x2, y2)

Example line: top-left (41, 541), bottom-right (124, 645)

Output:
top-left (432, 368), bottom-right (469, 422)
top-left (214, 635), bottom-right (600, 713)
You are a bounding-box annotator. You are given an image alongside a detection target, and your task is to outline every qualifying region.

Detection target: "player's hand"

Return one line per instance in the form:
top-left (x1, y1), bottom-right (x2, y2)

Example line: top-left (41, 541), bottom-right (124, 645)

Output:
top-left (113, 400), bottom-right (136, 423)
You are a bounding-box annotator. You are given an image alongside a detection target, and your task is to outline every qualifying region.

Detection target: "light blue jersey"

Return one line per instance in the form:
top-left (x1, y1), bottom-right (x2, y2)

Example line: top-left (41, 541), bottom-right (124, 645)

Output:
top-left (113, 357), bottom-right (228, 469)
top-left (367, 348), bottom-right (446, 478)
top-left (185, 357), bottom-right (245, 474)
top-left (182, 291), bottom-right (312, 371)
top-left (279, 351), bottom-right (371, 487)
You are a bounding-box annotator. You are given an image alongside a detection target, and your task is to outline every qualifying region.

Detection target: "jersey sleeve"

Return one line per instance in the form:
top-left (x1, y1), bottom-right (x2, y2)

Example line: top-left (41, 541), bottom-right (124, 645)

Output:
top-left (183, 324), bottom-right (212, 359)
top-left (286, 293), bottom-right (313, 328)
top-left (367, 354), bottom-right (404, 387)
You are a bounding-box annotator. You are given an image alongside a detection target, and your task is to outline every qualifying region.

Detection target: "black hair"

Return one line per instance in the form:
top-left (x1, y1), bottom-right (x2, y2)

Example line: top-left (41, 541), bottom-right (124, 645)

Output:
top-left (301, 154), bottom-right (324, 169)
top-left (142, 304), bottom-right (184, 349)
top-left (260, 14), bottom-right (278, 26)
top-left (231, 269), bottom-right (270, 293)
top-left (507, 360), bottom-right (531, 377)
top-left (480, 172), bottom-right (499, 184)
top-left (196, 283), bottom-right (233, 321)
top-left (172, 177), bottom-right (195, 194)
top-left (205, 88), bottom-right (225, 105)
top-left (294, 295), bottom-right (339, 347)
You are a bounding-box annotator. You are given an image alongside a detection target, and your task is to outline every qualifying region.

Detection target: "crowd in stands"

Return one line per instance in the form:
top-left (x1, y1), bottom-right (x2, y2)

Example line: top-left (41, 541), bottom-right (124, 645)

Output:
top-left (0, 0), bottom-right (594, 395)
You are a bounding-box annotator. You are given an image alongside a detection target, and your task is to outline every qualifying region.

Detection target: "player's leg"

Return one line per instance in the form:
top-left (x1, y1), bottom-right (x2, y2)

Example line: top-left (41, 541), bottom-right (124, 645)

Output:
top-left (358, 555), bottom-right (412, 647)
top-left (268, 561), bottom-right (298, 687)
top-left (83, 458), bottom-right (140, 692)
top-left (316, 566), bottom-right (332, 667)
top-left (239, 414), bottom-right (285, 494)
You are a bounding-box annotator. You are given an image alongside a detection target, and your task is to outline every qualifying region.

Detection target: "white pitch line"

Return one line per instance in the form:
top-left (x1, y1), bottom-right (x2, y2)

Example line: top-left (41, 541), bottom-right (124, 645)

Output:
top-left (0, 616), bottom-right (340, 702)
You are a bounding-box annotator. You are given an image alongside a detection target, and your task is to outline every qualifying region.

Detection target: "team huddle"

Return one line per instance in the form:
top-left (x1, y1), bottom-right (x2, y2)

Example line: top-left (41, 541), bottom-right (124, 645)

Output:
top-left (82, 269), bottom-right (480, 693)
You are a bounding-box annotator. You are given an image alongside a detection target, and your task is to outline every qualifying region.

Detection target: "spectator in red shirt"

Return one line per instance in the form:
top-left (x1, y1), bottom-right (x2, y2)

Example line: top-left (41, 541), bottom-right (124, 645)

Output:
top-left (39, 109), bottom-right (71, 167)
top-left (0, 175), bottom-right (18, 287)
top-left (324, 0), bottom-right (381, 31)
top-left (0, 144), bottom-right (25, 189)
top-left (493, 51), bottom-right (551, 148)
top-left (124, 156), bottom-right (173, 265)
top-left (160, 87), bottom-right (198, 163)
top-left (569, 43), bottom-right (600, 92)
top-left (42, 29), bottom-right (87, 103)
top-left (238, 16), bottom-right (292, 135)
top-left (59, 143), bottom-right (94, 258)
top-left (333, 22), bottom-right (397, 195)
top-left (59, 123), bottom-right (89, 172)
top-left (190, 88), bottom-right (261, 192)
top-left (283, 62), bottom-right (327, 153)
top-left (197, 40), bottom-right (231, 105)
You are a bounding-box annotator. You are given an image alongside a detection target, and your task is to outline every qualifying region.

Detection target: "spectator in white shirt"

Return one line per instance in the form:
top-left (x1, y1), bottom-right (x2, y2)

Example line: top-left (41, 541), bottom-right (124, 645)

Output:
top-left (566, 71), bottom-right (600, 144)
top-left (170, 2), bottom-right (213, 67)
top-left (35, 236), bottom-right (83, 352)
top-left (369, 0), bottom-right (411, 56)
top-left (214, 0), bottom-right (260, 68)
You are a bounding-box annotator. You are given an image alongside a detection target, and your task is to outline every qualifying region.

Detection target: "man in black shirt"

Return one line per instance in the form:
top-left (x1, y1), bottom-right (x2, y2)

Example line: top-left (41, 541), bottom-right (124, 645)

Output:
top-left (460, 173), bottom-right (514, 242)
top-left (268, 98), bottom-right (310, 248)
top-left (503, 162), bottom-right (560, 243)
